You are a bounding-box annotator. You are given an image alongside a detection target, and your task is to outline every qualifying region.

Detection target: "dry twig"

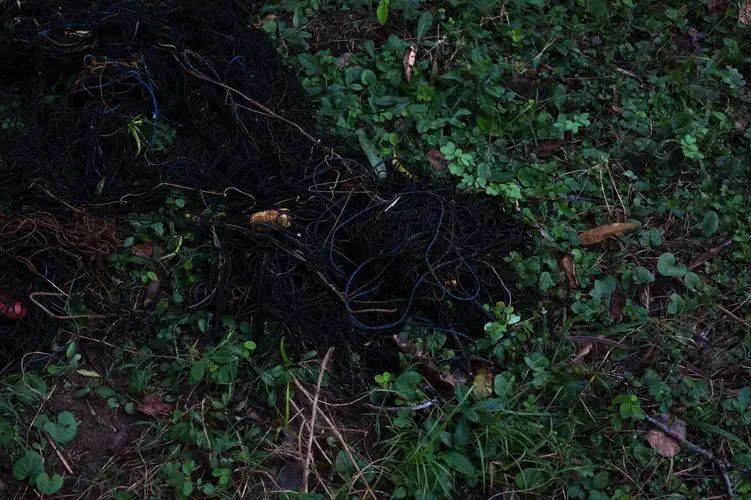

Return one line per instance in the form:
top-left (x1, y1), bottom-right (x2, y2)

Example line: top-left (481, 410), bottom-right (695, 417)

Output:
top-left (302, 347), bottom-right (334, 493)
top-left (293, 379), bottom-right (378, 500)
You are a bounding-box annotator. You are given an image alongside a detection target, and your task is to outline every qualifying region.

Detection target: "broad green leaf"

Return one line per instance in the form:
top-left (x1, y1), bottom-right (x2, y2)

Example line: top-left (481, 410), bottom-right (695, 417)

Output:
top-left (360, 69), bottom-right (376, 85)
top-left (44, 411), bottom-right (77, 445)
top-left (12, 451), bottom-right (43, 481)
top-left (376, 0), bottom-right (389, 24)
top-left (684, 272), bottom-right (701, 290)
top-left (35, 473), bottom-right (63, 495)
top-left (416, 11), bottom-right (434, 40)
top-left (362, 40), bottom-right (375, 58)
top-left (590, 276), bottom-right (617, 299)
top-left (14, 374), bottom-right (47, 405)
top-left (114, 491), bottom-right (133, 500)
top-left (151, 222), bottom-right (164, 238)
top-left (297, 53), bottom-right (319, 72)
top-left (593, 470), bottom-right (609, 489)
top-left (633, 267), bottom-right (655, 284)
top-left (444, 451), bottom-right (475, 475)
top-left (587, 0), bottom-right (607, 16)
top-left (657, 253), bottom-right (687, 277)
top-left (494, 372), bottom-right (514, 397)
top-left (702, 210), bottom-right (719, 237)
top-left (538, 271), bottom-right (552, 292)
top-left (356, 130), bottom-right (386, 180)
top-left (190, 363), bottom-right (205, 382)
top-left (96, 386), bottom-right (115, 398)
top-left (515, 467), bottom-right (546, 489)
top-left (667, 293), bottom-right (684, 315)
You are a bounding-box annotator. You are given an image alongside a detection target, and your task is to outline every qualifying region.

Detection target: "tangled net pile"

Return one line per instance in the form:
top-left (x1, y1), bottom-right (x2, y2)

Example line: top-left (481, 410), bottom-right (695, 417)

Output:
top-left (0, 0), bottom-right (526, 385)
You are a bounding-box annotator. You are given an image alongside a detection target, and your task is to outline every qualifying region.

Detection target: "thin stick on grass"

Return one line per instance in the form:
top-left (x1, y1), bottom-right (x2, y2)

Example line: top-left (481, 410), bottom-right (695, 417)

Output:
top-left (44, 431), bottom-right (73, 475)
top-left (302, 347), bottom-right (334, 493)
top-left (293, 378), bottom-right (378, 500)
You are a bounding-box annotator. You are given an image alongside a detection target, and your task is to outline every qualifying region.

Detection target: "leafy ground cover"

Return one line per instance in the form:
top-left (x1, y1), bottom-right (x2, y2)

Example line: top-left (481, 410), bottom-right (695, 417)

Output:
top-left (1, 0), bottom-right (751, 499)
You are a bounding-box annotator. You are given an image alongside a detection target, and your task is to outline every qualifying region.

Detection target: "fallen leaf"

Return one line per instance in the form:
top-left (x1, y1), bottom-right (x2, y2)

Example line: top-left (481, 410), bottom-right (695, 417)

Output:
top-left (131, 243), bottom-right (163, 260)
top-left (402, 46), bottom-right (417, 83)
top-left (471, 368), bottom-right (493, 400)
top-left (336, 52), bottom-right (354, 69)
top-left (578, 223), bottom-right (638, 246)
top-left (143, 276), bottom-right (161, 308)
top-left (609, 294), bottom-right (625, 320)
top-left (688, 239), bottom-right (732, 271)
top-left (571, 343), bottom-right (593, 364)
top-left (647, 430), bottom-right (681, 457)
top-left (440, 370), bottom-right (468, 389)
top-left (427, 149), bottom-right (445, 172)
top-left (136, 395), bottom-right (172, 418)
top-left (535, 139), bottom-right (565, 158)
top-left (708, 0), bottom-right (728, 14)
top-left (646, 414), bottom-right (687, 458)
top-left (390, 335), bottom-right (460, 390)
top-left (742, 0), bottom-right (751, 24)
top-left (75, 369), bottom-right (101, 378)
top-left (252, 14), bottom-right (278, 29)
top-left (561, 253), bottom-right (578, 289)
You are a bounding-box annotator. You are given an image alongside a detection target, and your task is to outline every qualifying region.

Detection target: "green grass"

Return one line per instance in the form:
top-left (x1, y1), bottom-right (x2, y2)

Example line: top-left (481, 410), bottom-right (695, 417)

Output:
top-left (2, 0), bottom-right (751, 498)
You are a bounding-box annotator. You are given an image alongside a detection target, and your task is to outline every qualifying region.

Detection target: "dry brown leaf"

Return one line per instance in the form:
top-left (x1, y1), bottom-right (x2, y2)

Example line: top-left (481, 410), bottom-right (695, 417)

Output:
top-left (143, 276), bottom-right (161, 308)
top-left (647, 430), bottom-right (681, 457)
top-left (708, 0), bottom-right (728, 13)
top-left (252, 14), bottom-right (278, 29)
top-left (390, 335), bottom-right (460, 390)
top-left (336, 52), bottom-right (355, 69)
top-left (609, 294), bottom-right (625, 320)
top-left (578, 223), bottom-right (638, 246)
top-left (688, 239), bottom-right (732, 271)
top-left (646, 414), bottom-right (687, 458)
top-left (249, 209), bottom-right (292, 230)
top-left (535, 139), bottom-right (565, 158)
top-left (402, 46), bottom-right (417, 83)
top-left (741, 0), bottom-right (751, 24)
top-left (561, 253), bottom-right (578, 289)
top-left (136, 395), bottom-right (173, 418)
top-left (571, 343), bottom-right (593, 365)
top-left (471, 368), bottom-right (493, 400)
top-left (441, 370), bottom-right (468, 389)
top-left (131, 243), bottom-right (163, 260)
top-left (427, 149), bottom-right (445, 172)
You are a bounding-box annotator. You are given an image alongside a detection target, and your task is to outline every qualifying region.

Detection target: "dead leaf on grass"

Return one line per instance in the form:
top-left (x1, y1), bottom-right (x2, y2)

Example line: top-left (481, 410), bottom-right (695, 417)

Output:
top-left (647, 430), bottom-right (681, 457)
top-left (252, 14), bottom-right (278, 29)
top-left (336, 52), bottom-right (355, 69)
top-left (471, 367), bottom-right (493, 400)
top-left (390, 335), bottom-right (462, 390)
top-left (131, 243), bottom-right (163, 260)
top-left (708, 0), bottom-right (728, 14)
top-left (578, 223), bottom-right (638, 246)
top-left (646, 414), bottom-right (686, 458)
top-left (75, 369), bottom-right (101, 378)
top-left (561, 253), bottom-right (578, 289)
top-left (571, 343), bottom-right (593, 365)
top-left (143, 276), bottom-right (161, 308)
top-left (427, 149), bottom-right (445, 172)
top-left (136, 396), bottom-right (173, 418)
top-left (688, 239), bottom-right (732, 271)
top-left (402, 46), bottom-right (417, 83)
top-left (535, 139), bottom-right (565, 158)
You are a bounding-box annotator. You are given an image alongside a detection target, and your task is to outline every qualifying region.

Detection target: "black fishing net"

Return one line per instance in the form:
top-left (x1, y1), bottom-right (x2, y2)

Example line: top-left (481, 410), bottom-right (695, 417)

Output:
top-left (0, 0), bottom-right (527, 388)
